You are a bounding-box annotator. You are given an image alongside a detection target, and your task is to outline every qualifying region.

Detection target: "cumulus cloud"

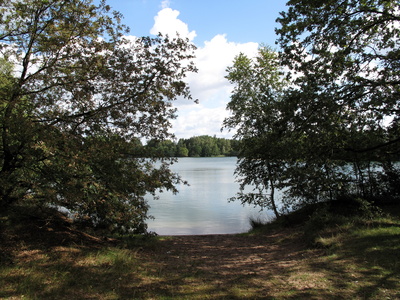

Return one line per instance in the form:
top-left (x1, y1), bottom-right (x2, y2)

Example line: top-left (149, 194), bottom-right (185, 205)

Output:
top-left (150, 3), bottom-right (259, 139)
top-left (186, 34), bottom-right (258, 106)
top-left (172, 35), bottom-right (258, 138)
top-left (150, 7), bottom-right (197, 41)
top-left (171, 105), bottom-right (236, 139)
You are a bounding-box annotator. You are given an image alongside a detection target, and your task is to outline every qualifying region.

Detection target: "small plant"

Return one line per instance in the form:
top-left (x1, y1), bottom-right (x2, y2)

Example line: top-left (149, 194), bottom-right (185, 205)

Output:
top-left (354, 197), bottom-right (383, 220)
top-left (248, 216), bottom-right (269, 231)
top-left (303, 204), bottom-right (334, 246)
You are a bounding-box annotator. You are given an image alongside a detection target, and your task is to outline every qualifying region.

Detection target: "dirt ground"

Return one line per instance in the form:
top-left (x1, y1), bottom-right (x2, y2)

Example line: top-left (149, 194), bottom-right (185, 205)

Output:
top-left (3, 206), bottom-right (399, 299)
top-left (1, 210), bottom-right (315, 277)
top-left (1, 210), bottom-right (327, 299)
top-left (154, 230), bottom-right (312, 274)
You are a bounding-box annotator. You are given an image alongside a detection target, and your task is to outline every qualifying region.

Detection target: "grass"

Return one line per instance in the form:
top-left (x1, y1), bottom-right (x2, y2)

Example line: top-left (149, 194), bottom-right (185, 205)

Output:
top-left (1, 202), bottom-right (400, 299)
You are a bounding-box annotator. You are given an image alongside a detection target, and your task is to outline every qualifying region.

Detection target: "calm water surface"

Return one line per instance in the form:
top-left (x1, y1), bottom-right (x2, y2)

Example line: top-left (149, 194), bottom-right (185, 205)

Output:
top-left (146, 157), bottom-right (273, 235)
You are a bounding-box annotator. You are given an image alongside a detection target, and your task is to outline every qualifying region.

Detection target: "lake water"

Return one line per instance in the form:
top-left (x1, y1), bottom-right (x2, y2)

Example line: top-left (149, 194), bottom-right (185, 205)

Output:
top-left (146, 157), bottom-right (274, 235)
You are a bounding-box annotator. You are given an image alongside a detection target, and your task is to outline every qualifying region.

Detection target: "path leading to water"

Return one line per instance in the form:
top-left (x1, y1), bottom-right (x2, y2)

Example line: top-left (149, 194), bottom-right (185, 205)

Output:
top-left (134, 229), bottom-right (326, 298)
top-left (158, 232), bottom-right (308, 274)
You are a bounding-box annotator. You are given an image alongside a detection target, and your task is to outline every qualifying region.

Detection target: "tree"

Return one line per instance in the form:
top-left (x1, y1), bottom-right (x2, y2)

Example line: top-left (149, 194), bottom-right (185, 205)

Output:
top-left (223, 47), bottom-right (288, 218)
top-left (223, 0), bottom-right (400, 217)
top-left (176, 139), bottom-right (189, 157)
top-left (145, 139), bottom-right (177, 157)
top-left (276, 0), bottom-right (400, 200)
top-left (276, 0), bottom-right (400, 157)
top-left (0, 0), bottom-right (197, 233)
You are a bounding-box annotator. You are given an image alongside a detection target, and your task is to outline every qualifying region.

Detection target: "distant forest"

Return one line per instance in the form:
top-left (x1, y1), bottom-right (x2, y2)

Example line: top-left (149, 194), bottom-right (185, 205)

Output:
top-left (145, 135), bottom-right (240, 157)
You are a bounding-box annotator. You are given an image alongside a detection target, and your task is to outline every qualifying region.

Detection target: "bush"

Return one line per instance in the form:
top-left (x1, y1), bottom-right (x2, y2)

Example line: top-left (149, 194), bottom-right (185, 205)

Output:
top-left (303, 197), bottom-right (384, 246)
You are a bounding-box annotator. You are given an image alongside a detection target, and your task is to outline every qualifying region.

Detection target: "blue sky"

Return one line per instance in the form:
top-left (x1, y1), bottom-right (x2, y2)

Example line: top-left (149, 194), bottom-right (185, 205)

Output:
top-left (108, 0), bottom-right (289, 139)
top-left (111, 0), bottom-right (287, 45)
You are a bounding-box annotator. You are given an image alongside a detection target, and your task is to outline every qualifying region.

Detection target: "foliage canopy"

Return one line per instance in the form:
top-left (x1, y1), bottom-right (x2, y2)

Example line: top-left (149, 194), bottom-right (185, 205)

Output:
top-left (224, 0), bottom-right (400, 216)
top-left (0, 0), bottom-right (197, 233)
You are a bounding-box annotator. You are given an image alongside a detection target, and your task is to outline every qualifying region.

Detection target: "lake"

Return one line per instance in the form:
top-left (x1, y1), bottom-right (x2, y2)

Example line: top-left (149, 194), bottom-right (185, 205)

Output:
top-left (146, 157), bottom-right (274, 235)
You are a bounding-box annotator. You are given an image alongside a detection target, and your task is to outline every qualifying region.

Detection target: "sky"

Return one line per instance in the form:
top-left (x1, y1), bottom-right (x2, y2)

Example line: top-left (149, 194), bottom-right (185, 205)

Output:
top-left (107, 0), bottom-right (289, 139)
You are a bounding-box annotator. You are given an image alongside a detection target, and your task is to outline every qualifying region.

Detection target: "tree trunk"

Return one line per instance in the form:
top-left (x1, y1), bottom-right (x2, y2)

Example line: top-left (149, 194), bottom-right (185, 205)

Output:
top-left (267, 162), bottom-right (280, 218)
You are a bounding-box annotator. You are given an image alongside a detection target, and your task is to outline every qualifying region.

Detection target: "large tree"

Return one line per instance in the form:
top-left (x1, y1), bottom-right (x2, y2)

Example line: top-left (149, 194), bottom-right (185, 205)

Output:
top-left (0, 0), bottom-right (196, 232)
top-left (223, 47), bottom-right (288, 218)
top-left (276, 0), bottom-right (400, 199)
top-left (224, 0), bottom-right (400, 216)
top-left (276, 0), bottom-right (399, 157)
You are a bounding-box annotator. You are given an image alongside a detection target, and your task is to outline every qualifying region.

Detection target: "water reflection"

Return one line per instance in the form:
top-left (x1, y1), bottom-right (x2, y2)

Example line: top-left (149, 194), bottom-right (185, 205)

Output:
top-left (146, 157), bottom-right (273, 235)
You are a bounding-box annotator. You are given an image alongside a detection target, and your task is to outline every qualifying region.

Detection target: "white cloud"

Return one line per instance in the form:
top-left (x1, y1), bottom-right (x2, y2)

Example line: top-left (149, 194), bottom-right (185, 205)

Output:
top-left (150, 4), bottom-right (259, 139)
top-left (171, 105), bottom-right (236, 139)
top-left (172, 35), bottom-right (258, 138)
top-left (186, 34), bottom-right (258, 106)
top-left (150, 8), bottom-right (196, 41)
top-left (160, 0), bottom-right (170, 9)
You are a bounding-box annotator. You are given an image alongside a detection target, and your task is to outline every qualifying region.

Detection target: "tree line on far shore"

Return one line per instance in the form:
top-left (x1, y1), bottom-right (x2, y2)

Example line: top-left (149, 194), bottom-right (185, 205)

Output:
top-left (145, 135), bottom-right (240, 157)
